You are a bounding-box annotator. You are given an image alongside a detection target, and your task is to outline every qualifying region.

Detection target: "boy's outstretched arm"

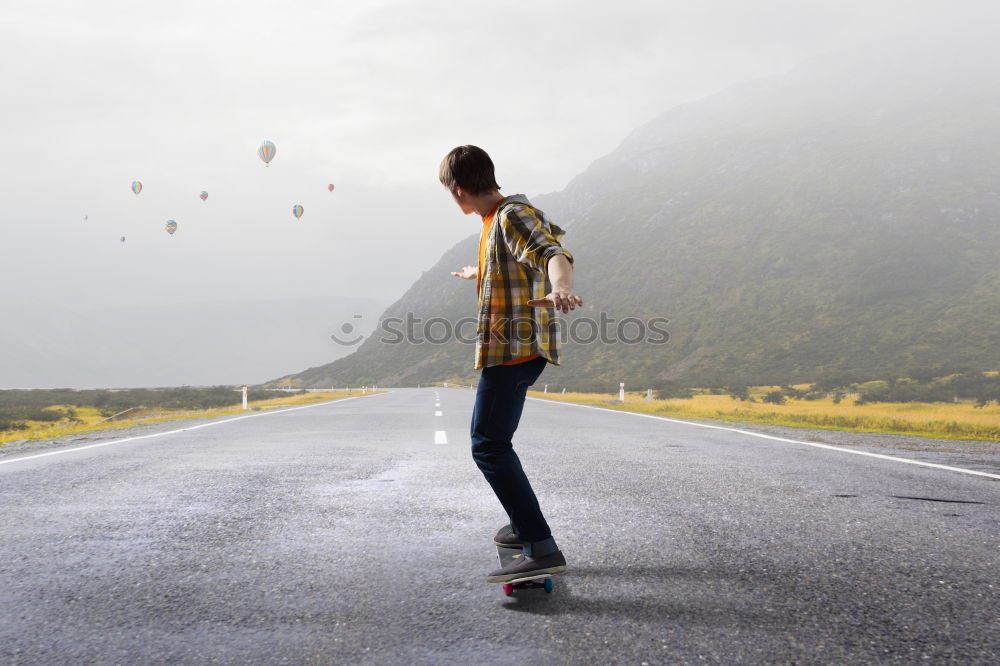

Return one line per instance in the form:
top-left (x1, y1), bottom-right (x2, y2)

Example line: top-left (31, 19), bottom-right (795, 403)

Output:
top-left (451, 264), bottom-right (477, 279)
top-left (527, 254), bottom-right (583, 314)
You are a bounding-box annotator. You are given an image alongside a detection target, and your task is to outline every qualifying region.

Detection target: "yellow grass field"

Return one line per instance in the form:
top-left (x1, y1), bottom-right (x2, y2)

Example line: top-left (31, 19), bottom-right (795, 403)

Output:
top-left (526, 389), bottom-right (1000, 442)
top-left (0, 390), bottom-right (385, 445)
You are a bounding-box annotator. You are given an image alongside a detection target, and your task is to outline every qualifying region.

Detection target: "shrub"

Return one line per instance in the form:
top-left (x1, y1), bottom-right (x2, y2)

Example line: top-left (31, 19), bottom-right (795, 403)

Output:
top-left (726, 385), bottom-right (750, 401)
top-left (763, 391), bottom-right (786, 405)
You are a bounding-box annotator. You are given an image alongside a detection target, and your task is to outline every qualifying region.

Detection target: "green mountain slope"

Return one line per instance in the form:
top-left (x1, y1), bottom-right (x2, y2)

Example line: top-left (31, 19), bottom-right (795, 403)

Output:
top-left (269, 34), bottom-right (1000, 391)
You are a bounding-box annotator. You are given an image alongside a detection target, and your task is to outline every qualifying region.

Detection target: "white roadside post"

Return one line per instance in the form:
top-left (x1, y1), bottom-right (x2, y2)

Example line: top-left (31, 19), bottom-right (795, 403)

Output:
top-left (544, 384), bottom-right (548, 393)
top-left (242, 386), bottom-right (248, 410)
top-left (647, 388), bottom-right (653, 401)
top-left (562, 388), bottom-right (566, 394)
top-left (619, 382), bottom-right (625, 402)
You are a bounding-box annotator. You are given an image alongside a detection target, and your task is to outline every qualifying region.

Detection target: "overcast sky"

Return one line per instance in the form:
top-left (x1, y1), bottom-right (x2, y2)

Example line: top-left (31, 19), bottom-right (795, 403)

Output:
top-left (1, 0), bottom-right (982, 312)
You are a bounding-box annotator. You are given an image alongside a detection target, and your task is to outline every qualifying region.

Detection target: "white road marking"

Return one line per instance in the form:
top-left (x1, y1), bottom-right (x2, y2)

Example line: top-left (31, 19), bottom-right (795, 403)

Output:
top-left (435, 411), bottom-right (443, 416)
top-left (0, 393), bottom-right (389, 467)
top-left (434, 430), bottom-right (448, 445)
top-left (527, 397), bottom-right (1000, 481)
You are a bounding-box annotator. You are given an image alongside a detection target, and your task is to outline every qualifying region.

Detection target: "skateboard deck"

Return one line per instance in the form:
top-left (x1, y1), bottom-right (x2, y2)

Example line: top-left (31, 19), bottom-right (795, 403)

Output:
top-left (495, 545), bottom-right (554, 596)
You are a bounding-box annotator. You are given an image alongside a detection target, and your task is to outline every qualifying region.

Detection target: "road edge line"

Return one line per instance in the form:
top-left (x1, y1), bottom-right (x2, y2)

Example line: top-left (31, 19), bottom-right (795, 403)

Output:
top-left (0, 393), bottom-right (389, 467)
top-left (526, 397), bottom-right (1000, 481)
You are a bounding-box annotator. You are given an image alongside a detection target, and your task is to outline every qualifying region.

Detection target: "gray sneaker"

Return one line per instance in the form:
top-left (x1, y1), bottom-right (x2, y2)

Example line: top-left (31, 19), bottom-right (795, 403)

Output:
top-left (486, 549), bottom-right (567, 583)
top-left (493, 524), bottom-right (523, 548)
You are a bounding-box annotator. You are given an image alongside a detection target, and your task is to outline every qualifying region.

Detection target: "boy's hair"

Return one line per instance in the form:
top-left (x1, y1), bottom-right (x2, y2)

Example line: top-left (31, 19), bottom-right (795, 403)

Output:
top-left (439, 145), bottom-right (501, 195)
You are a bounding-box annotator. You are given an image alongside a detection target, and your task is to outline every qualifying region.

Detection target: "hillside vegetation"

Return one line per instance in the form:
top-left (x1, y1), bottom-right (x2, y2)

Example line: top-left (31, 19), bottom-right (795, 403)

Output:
top-left (271, 35), bottom-right (1000, 392)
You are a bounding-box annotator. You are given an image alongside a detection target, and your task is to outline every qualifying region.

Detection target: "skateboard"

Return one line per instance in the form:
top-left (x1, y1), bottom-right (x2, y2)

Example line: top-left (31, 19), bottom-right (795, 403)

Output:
top-left (495, 545), bottom-right (554, 596)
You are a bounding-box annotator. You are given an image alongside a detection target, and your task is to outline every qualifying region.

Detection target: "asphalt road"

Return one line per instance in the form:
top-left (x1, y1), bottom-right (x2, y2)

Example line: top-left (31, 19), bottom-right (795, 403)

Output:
top-left (1, 388), bottom-right (997, 665)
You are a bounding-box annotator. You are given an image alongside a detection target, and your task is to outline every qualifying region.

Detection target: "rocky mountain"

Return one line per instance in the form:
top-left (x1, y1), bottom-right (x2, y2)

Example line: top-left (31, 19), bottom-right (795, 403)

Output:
top-left (270, 31), bottom-right (1000, 391)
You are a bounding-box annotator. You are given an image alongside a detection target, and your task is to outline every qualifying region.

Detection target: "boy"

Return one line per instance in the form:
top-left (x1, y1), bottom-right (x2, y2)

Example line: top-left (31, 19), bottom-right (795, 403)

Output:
top-left (440, 145), bottom-right (582, 582)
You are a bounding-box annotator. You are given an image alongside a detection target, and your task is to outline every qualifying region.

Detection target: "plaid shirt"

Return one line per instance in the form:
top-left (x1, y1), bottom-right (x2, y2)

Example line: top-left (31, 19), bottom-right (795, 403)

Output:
top-left (475, 194), bottom-right (574, 370)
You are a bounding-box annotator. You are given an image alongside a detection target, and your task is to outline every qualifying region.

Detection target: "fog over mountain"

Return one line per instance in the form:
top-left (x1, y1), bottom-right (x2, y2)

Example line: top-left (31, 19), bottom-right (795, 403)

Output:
top-left (272, 26), bottom-right (1000, 391)
top-left (3, 297), bottom-right (386, 389)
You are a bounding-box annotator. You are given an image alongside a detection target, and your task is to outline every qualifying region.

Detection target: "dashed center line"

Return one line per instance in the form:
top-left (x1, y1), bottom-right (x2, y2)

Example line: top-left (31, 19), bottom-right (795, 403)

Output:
top-left (435, 411), bottom-right (443, 416)
top-left (434, 430), bottom-right (448, 445)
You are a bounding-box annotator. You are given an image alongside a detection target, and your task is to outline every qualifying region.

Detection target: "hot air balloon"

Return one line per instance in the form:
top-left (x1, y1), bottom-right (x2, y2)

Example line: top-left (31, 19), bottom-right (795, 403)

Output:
top-left (131, 180), bottom-right (142, 196)
top-left (83, 215), bottom-right (88, 221)
top-left (166, 220), bottom-right (177, 235)
top-left (199, 191), bottom-right (208, 201)
top-left (327, 184), bottom-right (335, 192)
top-left (292, 204), bottom-right (304, 219)
top-left (120, 236), bottom-right (126, 243)
top-left (257, 140), bottom-right (276, 167)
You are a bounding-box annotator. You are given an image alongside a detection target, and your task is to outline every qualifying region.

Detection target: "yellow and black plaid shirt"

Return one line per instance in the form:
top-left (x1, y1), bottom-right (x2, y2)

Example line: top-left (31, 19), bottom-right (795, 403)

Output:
top-left (475, 194), bottom-right (574, 370)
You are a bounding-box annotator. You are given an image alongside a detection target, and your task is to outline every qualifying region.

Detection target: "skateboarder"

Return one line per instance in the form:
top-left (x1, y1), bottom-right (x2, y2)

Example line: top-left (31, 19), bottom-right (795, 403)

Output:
top-left (441, 145), bottom-right (581, 583)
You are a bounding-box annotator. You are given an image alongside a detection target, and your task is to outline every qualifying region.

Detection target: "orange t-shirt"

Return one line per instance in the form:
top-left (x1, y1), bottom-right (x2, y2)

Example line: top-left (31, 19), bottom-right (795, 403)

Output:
top-left (478, 202), bottom-right (540, 367)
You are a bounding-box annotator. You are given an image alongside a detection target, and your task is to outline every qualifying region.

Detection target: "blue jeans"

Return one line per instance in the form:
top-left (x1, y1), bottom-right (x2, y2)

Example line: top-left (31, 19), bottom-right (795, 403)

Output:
top-left (470, 355), bottom-right (558, 558)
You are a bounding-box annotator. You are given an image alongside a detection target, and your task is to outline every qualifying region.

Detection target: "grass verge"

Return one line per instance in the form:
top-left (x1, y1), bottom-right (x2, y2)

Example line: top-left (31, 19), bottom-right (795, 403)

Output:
top-left (0, 390), bottom-right (385, 445)
top-left (526, 390), bottom-right (1000, 442)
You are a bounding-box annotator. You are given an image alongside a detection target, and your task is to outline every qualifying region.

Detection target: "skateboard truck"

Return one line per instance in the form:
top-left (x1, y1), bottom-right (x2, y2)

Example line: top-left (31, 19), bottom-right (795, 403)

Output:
top-left (503, 576), bottom-right (554, 596)
top-left (495, 545), bottom-right (555, 596)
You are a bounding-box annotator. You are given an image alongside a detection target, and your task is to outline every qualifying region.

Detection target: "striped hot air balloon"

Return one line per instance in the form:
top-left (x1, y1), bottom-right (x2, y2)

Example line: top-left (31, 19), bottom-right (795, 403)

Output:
top-left (199, 191), bottom-right (208, 201)
top-left (131, 180), bottom-right (142, 195)
top-left (257, 140), bottom-right (276, 167)
top-left (165, 220), bottom-right (177, 235)
top-left (292, 204), bottom-right (304, 219)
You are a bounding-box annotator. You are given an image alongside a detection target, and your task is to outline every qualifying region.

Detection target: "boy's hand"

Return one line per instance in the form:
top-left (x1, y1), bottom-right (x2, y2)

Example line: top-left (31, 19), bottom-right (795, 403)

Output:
top-left (450, 265), bottom-right (477, 280)
top-left (527, 291), bottom-right (583, 314)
